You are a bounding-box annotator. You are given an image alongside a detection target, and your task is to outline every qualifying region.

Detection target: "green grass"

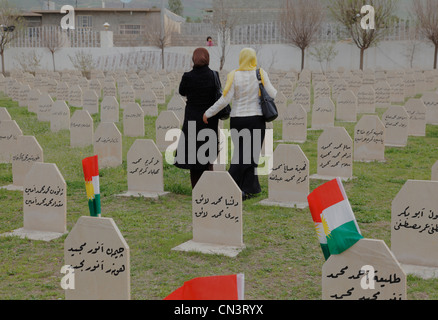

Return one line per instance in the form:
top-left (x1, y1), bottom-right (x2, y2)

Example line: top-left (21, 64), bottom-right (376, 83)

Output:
top-left (1, 89), bottom-right (438, 300)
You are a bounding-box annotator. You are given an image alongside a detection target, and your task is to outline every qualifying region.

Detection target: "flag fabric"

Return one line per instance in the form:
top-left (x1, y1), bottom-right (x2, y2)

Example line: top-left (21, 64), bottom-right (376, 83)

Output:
top-left (164, 274), bottom-right (244, 300)
top-left (82, 155), bottom-right (101, 217)
top-left (307, 178), bottom-right (362, 260)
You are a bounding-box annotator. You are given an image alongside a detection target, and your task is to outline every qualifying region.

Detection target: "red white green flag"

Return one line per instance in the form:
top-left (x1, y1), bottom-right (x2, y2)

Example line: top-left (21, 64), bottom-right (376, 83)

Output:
top-left (82, 155), bottom-right (101, 217)
top-left (307, 178), bottom-right (363, 260)
top-left (164, 274), bottom-right (244, 300)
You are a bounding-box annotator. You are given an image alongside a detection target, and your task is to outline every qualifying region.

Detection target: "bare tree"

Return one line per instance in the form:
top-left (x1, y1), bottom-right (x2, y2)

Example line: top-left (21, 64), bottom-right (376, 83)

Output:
top-left (329, 0), bottom-right (398, 70)
top-left (43, 28), bottom-right (68, 72)
top-left (413, 0), bottom-right (438, 69)
top-left (145, 20), bottom-right (178, 70)
top-left (212, 0), bottom-right (238, 71)
top-left (13, 50), bottom-right (42, 75)
top-left (280, 0), bottom-right (325, 71)
top-left (309, 41), bottom-right (339, 72)
top-left (0, 0), bottom-right (25, 75)
top-left (68, 50), bottom-right (96, 79)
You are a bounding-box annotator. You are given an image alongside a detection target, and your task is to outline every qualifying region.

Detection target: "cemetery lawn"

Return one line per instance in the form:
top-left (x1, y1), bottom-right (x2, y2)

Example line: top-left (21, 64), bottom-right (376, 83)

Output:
top-left (1, 92), bottom-right (438, 300)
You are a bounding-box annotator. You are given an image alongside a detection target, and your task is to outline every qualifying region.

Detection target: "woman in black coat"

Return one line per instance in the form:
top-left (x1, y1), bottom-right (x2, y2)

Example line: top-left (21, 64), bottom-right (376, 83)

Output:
top-left (174, 48), bottom-right (220, 188)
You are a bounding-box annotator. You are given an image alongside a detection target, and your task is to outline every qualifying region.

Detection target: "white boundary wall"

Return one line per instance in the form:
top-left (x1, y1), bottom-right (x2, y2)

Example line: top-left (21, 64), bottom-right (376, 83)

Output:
top-left (6, 40), bottom-right (438, 74)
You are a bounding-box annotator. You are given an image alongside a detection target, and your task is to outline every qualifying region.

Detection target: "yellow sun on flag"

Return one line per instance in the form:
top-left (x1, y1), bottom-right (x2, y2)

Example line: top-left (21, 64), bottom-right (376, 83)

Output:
top-left (321, 215), bottom-right (332, 238)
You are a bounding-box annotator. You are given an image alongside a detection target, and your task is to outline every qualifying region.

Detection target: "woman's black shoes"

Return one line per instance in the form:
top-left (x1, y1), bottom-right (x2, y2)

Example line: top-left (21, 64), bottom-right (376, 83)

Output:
top-left (242, 192), bottom-right (256, 201)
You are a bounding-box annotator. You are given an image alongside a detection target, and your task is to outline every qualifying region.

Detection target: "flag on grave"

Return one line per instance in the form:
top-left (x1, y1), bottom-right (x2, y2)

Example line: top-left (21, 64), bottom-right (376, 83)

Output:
top-left (307, 178), bottom-right (362, 260)
top-left (164, 274), bottom-right (244, 300)
top-left (82, 155), bottom-right (101, 217)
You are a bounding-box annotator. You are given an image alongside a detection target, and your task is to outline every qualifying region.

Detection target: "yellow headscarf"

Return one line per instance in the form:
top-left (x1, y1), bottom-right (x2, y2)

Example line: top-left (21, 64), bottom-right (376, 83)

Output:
top-left (223, 47), bottom-right (265, 97)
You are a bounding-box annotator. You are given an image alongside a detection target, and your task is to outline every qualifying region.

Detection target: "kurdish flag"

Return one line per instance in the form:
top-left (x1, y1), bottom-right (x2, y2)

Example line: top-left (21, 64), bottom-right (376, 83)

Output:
top-left (82, 155), bottom-right (101, 217)
top-left (164, 274), bottom-right (244, 300)
top-left (307, 178), bottom-right (362, 260)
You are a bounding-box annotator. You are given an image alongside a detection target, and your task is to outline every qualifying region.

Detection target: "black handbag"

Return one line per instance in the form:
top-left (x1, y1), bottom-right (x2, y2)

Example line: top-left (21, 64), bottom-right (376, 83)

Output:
top-left (212, 70), bottom-right (231, 121)
top-left (256, 68), bottom-right (278, 122)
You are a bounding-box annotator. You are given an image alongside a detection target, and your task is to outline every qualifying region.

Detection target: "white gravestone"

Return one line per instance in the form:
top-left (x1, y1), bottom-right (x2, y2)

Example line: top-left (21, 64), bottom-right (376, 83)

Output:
top-left (322, 238), bottom-right (406, 300)
top-left (311, 97), bottom-right (335, 130)
top-left (172, 171), bottom-right (245, 257)
top-left (37, 94), bottom-right (54, 122)
top-left (0, 120), bottom-right (22, 163)
top-left (357, 85), bottom-right (376, 114)
top-left (100, 96), bottom-right (119, 123)
top-left (11, 136), bottom-right (43, 189)
top-left (382, 106), bottom-right (409, 147)
top-left (336, 90), bottom-right (357, 123)
top-left (280, 103), bottom-right (307, 143)
top-left (118, 139), bottom-right (169, 199)
top-left (155, 111), bottom-right (181, 152)
top-left (94, 122), bottom-right (122, 169)
top-left (392, 180), bottom-right (438, 276)
top-left (311, 127), bottom-right (353, 181)
top-left (140, 89), bottom-right (158, 117)
top-left (123, 102), bottom-right (145, 137)
top-left (259, 144), bottom-right (309, 209)
top-left (50, 100), bottom-right (70, 133)
top-left (354, 115), bottom-right (385, 162)
top-left (82, 89), bottom-right (99, 115)
top-left (422, 92), bottom-right (438, 125)
top-left (167, 94), bottom-right (186, 123)
top-left (292, 86), bottom-right (310, 112)
top-left (374, 80), bottom-right (391, 108)
top-left (70, 110), bottom-right (94, 148)
top-left (64, 216), bottom-right (130, 300)
top-left (405, 98), bottom-right (427, 137)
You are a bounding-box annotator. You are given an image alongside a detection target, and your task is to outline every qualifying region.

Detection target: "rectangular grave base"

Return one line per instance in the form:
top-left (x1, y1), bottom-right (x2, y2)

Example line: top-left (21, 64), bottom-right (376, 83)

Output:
top-left (116, 191), bottom-right (170, 200)
top-left (258, 199), bottom-right (308, 209)
top-left (172, 240), bottom-right (245, 258)
top-left (385, 143), bottom-right (407, 148)
top-left (310, 174), bottom-right (355, 182)
top-left (400, 263), bottom-right (438, 280)
top-left (0, 184), bottom-right (23, 191)
top-left (1, 228), bottom-right (67, 241)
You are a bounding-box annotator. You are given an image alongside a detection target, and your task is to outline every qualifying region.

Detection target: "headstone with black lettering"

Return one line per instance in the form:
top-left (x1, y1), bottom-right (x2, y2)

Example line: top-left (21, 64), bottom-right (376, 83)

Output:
top-left (64, 216), bottom-right (130, 300)
top-left (322, 238), bottom-right (406, 300)
top-left (314, 81), bottom-right (331, 101)
top-left (172, 171), bottom-right (245, 257)
top-left (391, 180), bottom-right (438, 274)
top-left (37, 94), bottom-right (54, 122)
top-left (354, 115), bottom-right (385, 162)
top-left (311, 127), bottom-right (353, 181)
top-left (311, 97), bottom-right (335, 130)
top-left (0, 120), bottom-right (22, 163)
top-left (27, 88), bottom-right (42, 114)
top-left (118, 139), bottom-right (169, 199)
top-left (382, 106), bottom-right (409, 147)
top-left (155, 111), bottom-right (181, 152)
top-left (405, 98), bottom-right (427, 137)
top-left (374, 80), bottom-right (391, 109)
top-left (18, 84), bottom-right (31, 107)
top-left (50, 100), bottom-right (70, 133)
top-left (100, 96), bottom-right (119, 123)
top-left (389, 78), bottom-right (405, 104)
top-left (422, 92), bottom-right (438, 125)
top-left (357, 85), bottom-right (376, 114)
top-left (82, 89), bottom-right (99, 115)
top-left (123, 102), bottom-right (144, 137)
top-left (293, 86), bottom-right (310, 112)
top-left (167, 94), bottom-right (186, 123)
top-left (281, 103), bottom-right (307, 143)
top-left (259, 144), bottom-right (309, 208)
top-left (336, 90), bottom-right (357, 123)
top-left (140, 88), bottom-right (158, 117)
top-left (11, 135), bottom-right (44, 188)
top-left (151, 81), bottom-right (165, 105)
top-left (94, 122), bottom-right (122, 169)
top-left (70, 110), bottom-right (94, 148)
top-left (68, 84), bottom-right (83, 108)
top-left (119, 85), bottom-right (135, 109)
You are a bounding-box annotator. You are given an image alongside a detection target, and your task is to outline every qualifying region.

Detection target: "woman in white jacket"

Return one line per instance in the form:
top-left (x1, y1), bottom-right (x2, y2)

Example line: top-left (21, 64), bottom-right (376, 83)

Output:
top-left (203, 48), bottom-right (277, 200)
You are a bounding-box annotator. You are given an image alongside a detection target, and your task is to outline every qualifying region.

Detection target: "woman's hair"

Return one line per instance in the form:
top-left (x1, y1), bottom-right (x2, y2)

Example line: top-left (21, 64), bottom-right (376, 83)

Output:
top-left (207, 36), bottom-right (212, 41)
top-left (192, 47), bottom-right (210, 67)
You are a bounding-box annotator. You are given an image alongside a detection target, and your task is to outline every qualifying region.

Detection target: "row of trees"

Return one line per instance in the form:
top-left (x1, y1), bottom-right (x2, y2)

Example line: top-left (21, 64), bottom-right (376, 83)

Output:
top-left (279, 0), bottom-right (438, 71)
top-left (2, 0), bottom-right (438, 75)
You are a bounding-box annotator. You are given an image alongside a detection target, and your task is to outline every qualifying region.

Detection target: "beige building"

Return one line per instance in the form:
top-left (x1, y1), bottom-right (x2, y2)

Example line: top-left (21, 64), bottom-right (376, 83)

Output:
top-left (20, 7), bottom-right (184, 47)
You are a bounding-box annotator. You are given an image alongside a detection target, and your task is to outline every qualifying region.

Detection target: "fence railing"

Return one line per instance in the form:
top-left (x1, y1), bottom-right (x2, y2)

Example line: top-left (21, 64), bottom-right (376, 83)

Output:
top-left (11, 26), bottom-right (101, 48)
top-left (11, 20), bottom-right (423, 48)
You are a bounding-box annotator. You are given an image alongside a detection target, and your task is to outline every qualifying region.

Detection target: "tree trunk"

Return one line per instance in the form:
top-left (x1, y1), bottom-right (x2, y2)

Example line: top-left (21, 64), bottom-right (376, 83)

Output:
top-left (1, 50), bottom-right (4, 76)
top-left (52, 52), bottom-right (56, 72)
top-left (434, 44), bottom-right (438, 70)
top-left (161, 47), bottom-right (165, 70)
top-left (300, 48), bottom-right (305, 71)
top-left (360, 48), bottom-right (365, 71)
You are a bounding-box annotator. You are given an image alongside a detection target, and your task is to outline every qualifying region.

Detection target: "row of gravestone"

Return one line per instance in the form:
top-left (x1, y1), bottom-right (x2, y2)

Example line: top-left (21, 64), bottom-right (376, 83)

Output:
top-left (2, 68), bottom-right (438, 300)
